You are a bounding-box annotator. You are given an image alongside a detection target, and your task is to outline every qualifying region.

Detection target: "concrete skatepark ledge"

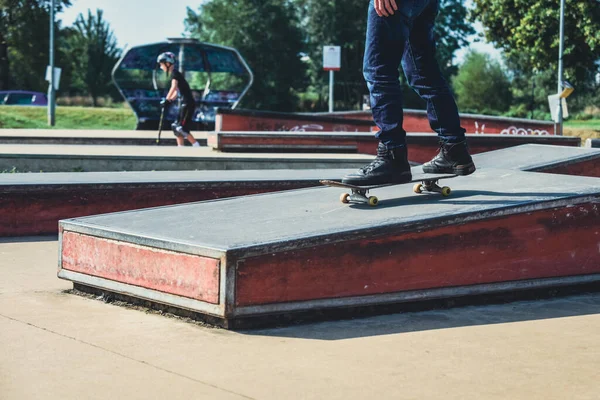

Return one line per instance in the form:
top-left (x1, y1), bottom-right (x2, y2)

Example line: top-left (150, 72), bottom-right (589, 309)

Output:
top-left (56, 145), bottom-right (600, 328)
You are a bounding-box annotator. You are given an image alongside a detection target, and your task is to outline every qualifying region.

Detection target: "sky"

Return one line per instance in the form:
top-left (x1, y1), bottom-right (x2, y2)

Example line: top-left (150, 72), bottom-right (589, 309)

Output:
top-left (57, 0), bottom-right (502, 63)
top-left (58, 0), bottom-right (197, 49)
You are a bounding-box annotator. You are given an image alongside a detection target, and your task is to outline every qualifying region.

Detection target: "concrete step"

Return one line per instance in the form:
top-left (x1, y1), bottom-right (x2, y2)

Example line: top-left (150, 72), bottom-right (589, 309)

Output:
top-left (208, 131), bottom-right (581, 162)
top-left (0, 144), bottom-right (372, 173)
top-left (0, 129), bottom-right (207, 146)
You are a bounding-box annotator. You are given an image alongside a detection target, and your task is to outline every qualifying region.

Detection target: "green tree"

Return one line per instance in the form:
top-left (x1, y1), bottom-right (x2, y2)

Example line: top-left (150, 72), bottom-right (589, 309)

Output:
top-left (0, 0), bottom-right (71, 91)
top-left (452, 50), bottom-right (512, 114)
top-left (471, 0), bottom-right (600, 83)
top-left (434, 0), bottom-right (476, 77)
top-left (297, 0), bottom-right (475, 111)
top-left (185, 0), bottom-right (306, 111)
top-left (502, 52), bottom-right (557, 119)
top-left (65, 9), bottom-right (121, 106)
top-left (296, 0), bottom-right (368, 110)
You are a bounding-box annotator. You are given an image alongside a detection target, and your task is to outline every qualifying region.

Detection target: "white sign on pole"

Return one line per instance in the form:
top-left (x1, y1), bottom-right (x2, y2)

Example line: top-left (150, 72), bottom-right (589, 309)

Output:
top-left (45, 66), bottom-right (62, 90)
top-left (548, 94), bottom-right (569, 123)
top-left (323, 46), bottom-right (341, 71)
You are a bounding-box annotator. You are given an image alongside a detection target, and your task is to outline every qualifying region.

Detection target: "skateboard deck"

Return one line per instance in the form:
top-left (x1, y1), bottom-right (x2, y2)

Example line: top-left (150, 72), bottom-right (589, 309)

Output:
top-left (320, 172), bottom-right (457, 206)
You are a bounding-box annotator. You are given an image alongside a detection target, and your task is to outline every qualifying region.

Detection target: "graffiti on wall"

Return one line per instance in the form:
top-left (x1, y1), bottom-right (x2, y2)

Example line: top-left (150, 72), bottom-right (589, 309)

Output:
top-left (248, 121), bottom-right (361, 132)
top-left (473, 121), bottom-right (551, 135)
top-left (500, 126), bottom-right (551, 135)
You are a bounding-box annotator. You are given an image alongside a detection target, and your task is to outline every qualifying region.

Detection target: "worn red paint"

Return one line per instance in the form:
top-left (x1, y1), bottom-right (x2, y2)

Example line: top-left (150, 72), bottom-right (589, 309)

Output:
top-left (61, 231), bottom-right (221, 303)
top-left (217, 109), bottom-right (553, 134)
top-left (542, 159), bottom-right (600, 178)
top-left (235, 203), bottom-right (600, 306)
top-left (218, 113), bottom-right (372, 132)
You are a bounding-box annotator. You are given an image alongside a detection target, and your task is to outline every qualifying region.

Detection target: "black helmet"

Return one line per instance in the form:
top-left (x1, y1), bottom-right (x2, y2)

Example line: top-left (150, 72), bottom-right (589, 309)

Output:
top-left (157, 51), bottom-right (176, 65)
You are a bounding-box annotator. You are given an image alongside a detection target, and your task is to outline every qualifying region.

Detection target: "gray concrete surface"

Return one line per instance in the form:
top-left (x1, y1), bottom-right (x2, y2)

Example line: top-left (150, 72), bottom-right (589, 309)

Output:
top-left (0, 144), bottom-right (372, 172)
top-left (473, 144), bottom-right (600, 171)
top-left (0, 168), bottom-right (356, 186)
top-left (0, 129), bottom-right (208, 146)
top-left (1, 237), bottom-right (599, 399)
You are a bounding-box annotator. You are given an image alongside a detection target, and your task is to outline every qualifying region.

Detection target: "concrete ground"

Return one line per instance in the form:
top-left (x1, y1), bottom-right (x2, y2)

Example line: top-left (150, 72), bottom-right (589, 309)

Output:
top-left (1, 237), bottom-right (599, 400)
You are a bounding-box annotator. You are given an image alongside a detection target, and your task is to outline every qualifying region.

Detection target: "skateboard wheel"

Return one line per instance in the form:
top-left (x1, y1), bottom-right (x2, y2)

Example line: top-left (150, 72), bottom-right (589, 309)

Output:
top-left (368, 196), bottom-right (378, 207)
top-left (441, 186), bottom-right (451, 197)
top-left (340, 193), bottom-right (350, 203)
top-left (413, 183), bottom-right (423, 194)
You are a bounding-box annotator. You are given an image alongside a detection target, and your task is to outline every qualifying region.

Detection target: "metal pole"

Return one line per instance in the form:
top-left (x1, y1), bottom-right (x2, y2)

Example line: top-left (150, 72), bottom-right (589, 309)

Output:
top-left (530, 78), bottom-right (535, 120)
top-left (179, 43), bottom-right (184, 73)
top-left (556, 0), bottom-right (565, 135)
top-left (178, 43), bottom-right (184, 109)
top-left (328, 70), bottom-right (334, 112)
top-left (48, 0), bottom-right (55, 126)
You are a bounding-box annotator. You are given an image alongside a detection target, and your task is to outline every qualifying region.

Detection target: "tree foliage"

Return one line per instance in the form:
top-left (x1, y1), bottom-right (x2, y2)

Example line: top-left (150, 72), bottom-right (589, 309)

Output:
top-left (434, 0), bottom-right (475, 77)
top-left (295, 0), bottom-right (367, 110)
top-left (452, 50), bottom-right (512, 114)
top-left (185, 0), bottom-right (306, 111)
top-left (63, 9), bottom-right (120, 106)
top-left (297, 0), bottom-right (475, 110)
top-left (0, 0), bottom-right (70, 91)
top-left (471, 0), bottom-right (600, 83)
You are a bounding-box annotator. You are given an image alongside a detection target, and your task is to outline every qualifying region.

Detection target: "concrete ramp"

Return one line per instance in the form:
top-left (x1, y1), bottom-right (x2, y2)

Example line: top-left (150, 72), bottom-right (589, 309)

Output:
top-left (58, 166), bottom-right (600, 328)
top-left (0, 169), bottom-right (354, 236)
top-left (473, 144), bottom-right (600, 177)
top-left (4, 145), bottom-right (599, 237)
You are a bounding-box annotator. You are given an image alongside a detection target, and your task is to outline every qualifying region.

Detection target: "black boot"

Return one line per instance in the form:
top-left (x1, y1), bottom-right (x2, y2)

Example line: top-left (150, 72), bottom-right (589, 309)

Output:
top-left (342, 143), bottom-right (412, 185)
top-left (422, 140), bottom-right (476, 175)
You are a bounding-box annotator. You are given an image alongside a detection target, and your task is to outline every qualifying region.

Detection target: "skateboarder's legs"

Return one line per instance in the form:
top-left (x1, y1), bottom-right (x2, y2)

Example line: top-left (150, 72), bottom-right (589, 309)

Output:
top-left (364, 0), bottom-right (466, 146)
top-left (362, 2), bottom-right (408, 149)
top-left (344, 0), bottom-right (474, 185)
top-left (401, 1), bottom-right (466, 144)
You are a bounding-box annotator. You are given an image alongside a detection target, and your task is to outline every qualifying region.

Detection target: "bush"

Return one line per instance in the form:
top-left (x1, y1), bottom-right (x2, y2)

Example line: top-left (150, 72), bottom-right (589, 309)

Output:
top-left (573, 112), bottom-right (594, 121)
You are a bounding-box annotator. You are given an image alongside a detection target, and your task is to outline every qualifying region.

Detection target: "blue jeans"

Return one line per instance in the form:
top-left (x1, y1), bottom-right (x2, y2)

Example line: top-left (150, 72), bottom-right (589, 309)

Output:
top-left (364, 0), bottom-right (466, 147)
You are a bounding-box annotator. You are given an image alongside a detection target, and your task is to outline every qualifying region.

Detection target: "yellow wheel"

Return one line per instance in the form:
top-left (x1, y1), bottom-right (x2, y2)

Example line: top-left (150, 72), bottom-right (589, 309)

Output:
top-left (413, 183), bottom-right (423, 194)
top-left (368, 196), bottom-right (379, 207)
top-left (441, 186), bottom-right (451, 197)
top-left (340, 193), bottom-right (350, 203)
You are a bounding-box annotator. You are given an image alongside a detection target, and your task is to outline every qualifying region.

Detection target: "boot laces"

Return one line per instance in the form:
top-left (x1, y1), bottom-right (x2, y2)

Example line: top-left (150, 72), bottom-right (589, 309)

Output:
top-left (360, 145), bottom-right (392, 174)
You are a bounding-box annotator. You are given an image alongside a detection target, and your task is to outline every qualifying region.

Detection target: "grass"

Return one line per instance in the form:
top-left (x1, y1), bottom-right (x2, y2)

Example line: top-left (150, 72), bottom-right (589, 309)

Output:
top-left (564, 119), bottom-right (600, 130)
top-left (0, 105), bottom-right (137, 130)
top-left (564, 119), bottom-right (600, 144)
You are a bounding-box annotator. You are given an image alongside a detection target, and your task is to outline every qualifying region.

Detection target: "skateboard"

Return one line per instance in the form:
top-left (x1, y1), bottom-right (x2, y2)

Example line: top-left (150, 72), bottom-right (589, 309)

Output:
top-left (320, 172), bottom-right (457, 207)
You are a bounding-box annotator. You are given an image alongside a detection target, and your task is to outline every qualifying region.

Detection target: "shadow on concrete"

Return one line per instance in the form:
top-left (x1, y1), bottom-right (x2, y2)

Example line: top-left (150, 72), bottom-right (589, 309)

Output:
top-left (0, 235), bottom-right (58, 244)
top-left (243, 290), bottom-right (600, 341)
top-left (348, 189), bottom-right (578, 210)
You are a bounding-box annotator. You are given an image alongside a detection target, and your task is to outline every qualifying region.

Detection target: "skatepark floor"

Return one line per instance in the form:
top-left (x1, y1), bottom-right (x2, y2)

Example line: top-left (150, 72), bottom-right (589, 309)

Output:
top-left (1, 236), bottom-right (599, 400)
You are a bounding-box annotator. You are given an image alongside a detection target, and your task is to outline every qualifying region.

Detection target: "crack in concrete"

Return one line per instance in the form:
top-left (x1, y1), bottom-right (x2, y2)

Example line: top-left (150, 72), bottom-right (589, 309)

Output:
top-left (0, 313), bottom-right (256, 400)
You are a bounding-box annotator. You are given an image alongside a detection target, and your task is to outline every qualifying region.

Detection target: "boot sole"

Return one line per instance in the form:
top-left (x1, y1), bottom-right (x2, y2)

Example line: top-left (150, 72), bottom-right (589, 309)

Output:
top-left (453, 163), bottom-right (476, 176)
top-left (342, 172), bottom-right (413, 186)
top-left (422, 163), bottom-right (476, 176)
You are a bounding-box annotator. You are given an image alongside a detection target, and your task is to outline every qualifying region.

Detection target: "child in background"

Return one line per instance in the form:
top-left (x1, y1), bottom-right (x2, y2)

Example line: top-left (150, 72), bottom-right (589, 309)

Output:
top-left (157, 51), bottom-right (200, 147)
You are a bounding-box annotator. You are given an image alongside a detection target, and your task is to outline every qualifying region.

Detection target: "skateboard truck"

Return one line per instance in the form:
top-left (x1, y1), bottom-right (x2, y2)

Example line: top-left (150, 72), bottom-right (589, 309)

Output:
top-left (412, 180), bottom-right (451, 197)
top-left (322, 174), bottom-right (455, 207)
top-left (340, 190), bottom-right (379, 207)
